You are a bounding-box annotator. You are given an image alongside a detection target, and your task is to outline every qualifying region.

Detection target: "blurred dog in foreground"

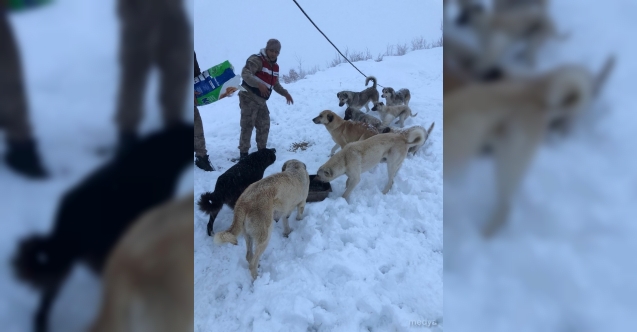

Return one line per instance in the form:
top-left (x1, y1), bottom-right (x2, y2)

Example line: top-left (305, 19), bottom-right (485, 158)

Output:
top-left (198, 148), bottom-right (277, 236)
top-left (214, 160), bottom-right (309, 280)
top-left (11, 123), bottom-right (192, 332)
top-left (444, 56), bottom-right (615, 237)
top-left (89, 194), bottom-right (194, 332)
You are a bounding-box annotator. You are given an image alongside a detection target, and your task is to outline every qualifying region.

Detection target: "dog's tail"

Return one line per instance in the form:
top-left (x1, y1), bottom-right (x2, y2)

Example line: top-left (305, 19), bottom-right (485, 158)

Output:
top-left (592, 54), bottom-right (616, 97)
top-left (213, 207), bottom-right (246, 246)
top-left (197, 191), bottom-right (223, 215)
top-left (545, 65), bottom-right (597, 115)
top-left (365, 76), bottom-right (377, 89)
top-left (405, 127), bottom-right (425, 150)
top-left (426, 122), bottom-right (435, 137)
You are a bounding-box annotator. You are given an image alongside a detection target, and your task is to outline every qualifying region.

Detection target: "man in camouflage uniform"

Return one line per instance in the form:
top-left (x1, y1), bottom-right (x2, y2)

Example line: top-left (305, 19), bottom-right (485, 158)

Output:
top-left (0, 6), bottom-right (48, 178)
top-left (114, 0), bottom-right (190, 156)
top-left (236, 38), bottom-right (293, 161)
top-left (194, 51), bottom-right (214, 171)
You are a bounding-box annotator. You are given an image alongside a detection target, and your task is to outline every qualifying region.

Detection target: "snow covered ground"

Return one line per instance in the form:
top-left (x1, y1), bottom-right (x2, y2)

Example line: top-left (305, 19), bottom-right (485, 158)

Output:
top-left (0, 0), bottom-right (194, 331)
top-left (443, 1), bottom-right (637, 331)
top-left (194, 21), bottom-right (442, 332)
top-left (194, 1), bottom-right (443, 331)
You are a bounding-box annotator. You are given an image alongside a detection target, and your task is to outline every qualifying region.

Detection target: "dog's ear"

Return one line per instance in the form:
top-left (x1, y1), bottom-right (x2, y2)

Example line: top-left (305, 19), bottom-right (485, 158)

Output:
top-left (327, 113), bottom-right (334, 122)
top-left (336, 92), bottom-right (340, 98)
top-left (302, 162), bottom-right (307, 170)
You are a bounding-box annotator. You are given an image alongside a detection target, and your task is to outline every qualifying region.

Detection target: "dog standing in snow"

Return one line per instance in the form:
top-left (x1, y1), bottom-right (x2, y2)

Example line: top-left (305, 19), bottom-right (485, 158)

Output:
top-left (214, 159), bottom-right (309, 280)
top-left (315, 130), bottom-right (425, 201)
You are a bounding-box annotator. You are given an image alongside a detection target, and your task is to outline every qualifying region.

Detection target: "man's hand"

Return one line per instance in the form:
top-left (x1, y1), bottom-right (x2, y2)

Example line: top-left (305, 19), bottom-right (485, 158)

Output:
top-left (285, 92), bottom-right (294, 105)
top-left (258, 83), bottom-right (271, 98)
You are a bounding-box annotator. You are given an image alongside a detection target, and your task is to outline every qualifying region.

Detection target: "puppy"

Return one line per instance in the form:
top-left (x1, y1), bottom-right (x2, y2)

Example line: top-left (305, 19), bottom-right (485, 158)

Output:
top-left (312, 110), bottom-right (385, 156)
top-left (343, 106), bottom-right (388, 132)
top-left (337, 76), bottom-right (380, 112)
top-left (444, 57), bottom-right (614, 237)
top-left (89, 194), bottom-right (194, 332)
top-left (214, 160), bottom-right (310, 280)
top-left (381, 87), bottom-right (412, 106)
top-left (371, 102), bottom-right (418, 128)
top-left (198, 148), bottom-right (277, 236)
top-left (315, 130), bottom-right (424, 201)
top-left (391, 123), bottom-right (435, 156)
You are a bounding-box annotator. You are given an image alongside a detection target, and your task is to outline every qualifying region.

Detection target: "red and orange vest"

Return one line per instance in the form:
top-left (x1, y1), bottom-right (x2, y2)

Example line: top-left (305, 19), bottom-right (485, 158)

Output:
top-left (241, 54), bottom-right (279, 100)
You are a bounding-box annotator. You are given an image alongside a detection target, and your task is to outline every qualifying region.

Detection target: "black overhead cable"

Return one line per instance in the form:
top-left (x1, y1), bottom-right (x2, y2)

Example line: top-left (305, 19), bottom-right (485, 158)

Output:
top-left (291, 0), bottom-right (384, 88)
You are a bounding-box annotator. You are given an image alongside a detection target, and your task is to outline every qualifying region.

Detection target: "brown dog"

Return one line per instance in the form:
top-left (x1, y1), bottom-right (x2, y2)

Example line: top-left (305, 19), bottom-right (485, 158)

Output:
top-left (312, 110), bottom-right (385, 156)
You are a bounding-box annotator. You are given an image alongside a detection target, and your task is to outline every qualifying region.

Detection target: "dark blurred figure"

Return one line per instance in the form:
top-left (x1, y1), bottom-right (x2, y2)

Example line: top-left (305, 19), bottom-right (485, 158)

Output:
top-left (0, 5), bottom-right (48, 178)
top-left (113, 0), bottom-right (191, 156)
top-left (194, 51), bottom-right (215, 171)
top-left (11, 123), bottom-right (192, 332)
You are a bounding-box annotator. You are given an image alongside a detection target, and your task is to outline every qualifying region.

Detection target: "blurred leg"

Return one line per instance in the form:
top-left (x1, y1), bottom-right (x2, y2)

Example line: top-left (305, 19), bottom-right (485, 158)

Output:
top-left (114, 0), bottom-right (154, 137)
top-left (0, 12), bottom-right (47, 178)
top-left (156, 0), bottom-right (190, 128)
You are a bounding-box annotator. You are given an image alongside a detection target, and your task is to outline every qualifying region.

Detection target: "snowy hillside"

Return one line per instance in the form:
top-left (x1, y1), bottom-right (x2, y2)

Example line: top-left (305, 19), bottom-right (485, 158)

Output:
top-left (443, 1), bottom-right (637, 331)
top-left (194, 48), bottom-right (443, 331)
top-left (194, 0), bottom-right (442, 79)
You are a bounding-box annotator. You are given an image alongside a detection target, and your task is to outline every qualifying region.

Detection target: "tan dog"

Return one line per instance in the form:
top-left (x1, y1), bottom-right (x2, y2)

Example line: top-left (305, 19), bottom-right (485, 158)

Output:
top-left (444, 56), bottom-right (614, 237)
top-left (371, 102), bottom-right (418, 128)
top-left (315, 130), bottom-right (424, 201)
top-left (391, 123), bottom-right (435, 156)
top-left (89, 194), bottom-right (194, 332)
top-left (214, 159), bottom-right (310, 280)
top-left (312, 109), bottom-right (384, 156)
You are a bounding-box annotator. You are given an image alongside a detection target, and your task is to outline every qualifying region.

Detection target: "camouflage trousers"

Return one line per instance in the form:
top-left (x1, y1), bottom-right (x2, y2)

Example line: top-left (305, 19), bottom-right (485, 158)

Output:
top-left (238, 91), bottom-right (270, 153)
top-left (0, 13), bottom-right (32, 142)
top-left (194, 106), bottom-right (207, 157)
top-left (114, 0), bottom-right (190, 133)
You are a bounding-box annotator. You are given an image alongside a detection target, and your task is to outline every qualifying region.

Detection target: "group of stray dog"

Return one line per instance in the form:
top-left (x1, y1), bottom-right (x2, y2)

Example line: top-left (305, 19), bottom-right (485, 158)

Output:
top-left (444, 0), bottom-right (615, 237)
top-left (198, 75), bottom-right (435, 280)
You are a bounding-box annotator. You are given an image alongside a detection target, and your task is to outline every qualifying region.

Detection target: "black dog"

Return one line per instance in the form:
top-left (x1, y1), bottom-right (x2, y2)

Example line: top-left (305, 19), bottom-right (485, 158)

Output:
top-left (11, 123), bottom-right (192, 332)
top-left (198, 148), bottom-right (276, 236)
